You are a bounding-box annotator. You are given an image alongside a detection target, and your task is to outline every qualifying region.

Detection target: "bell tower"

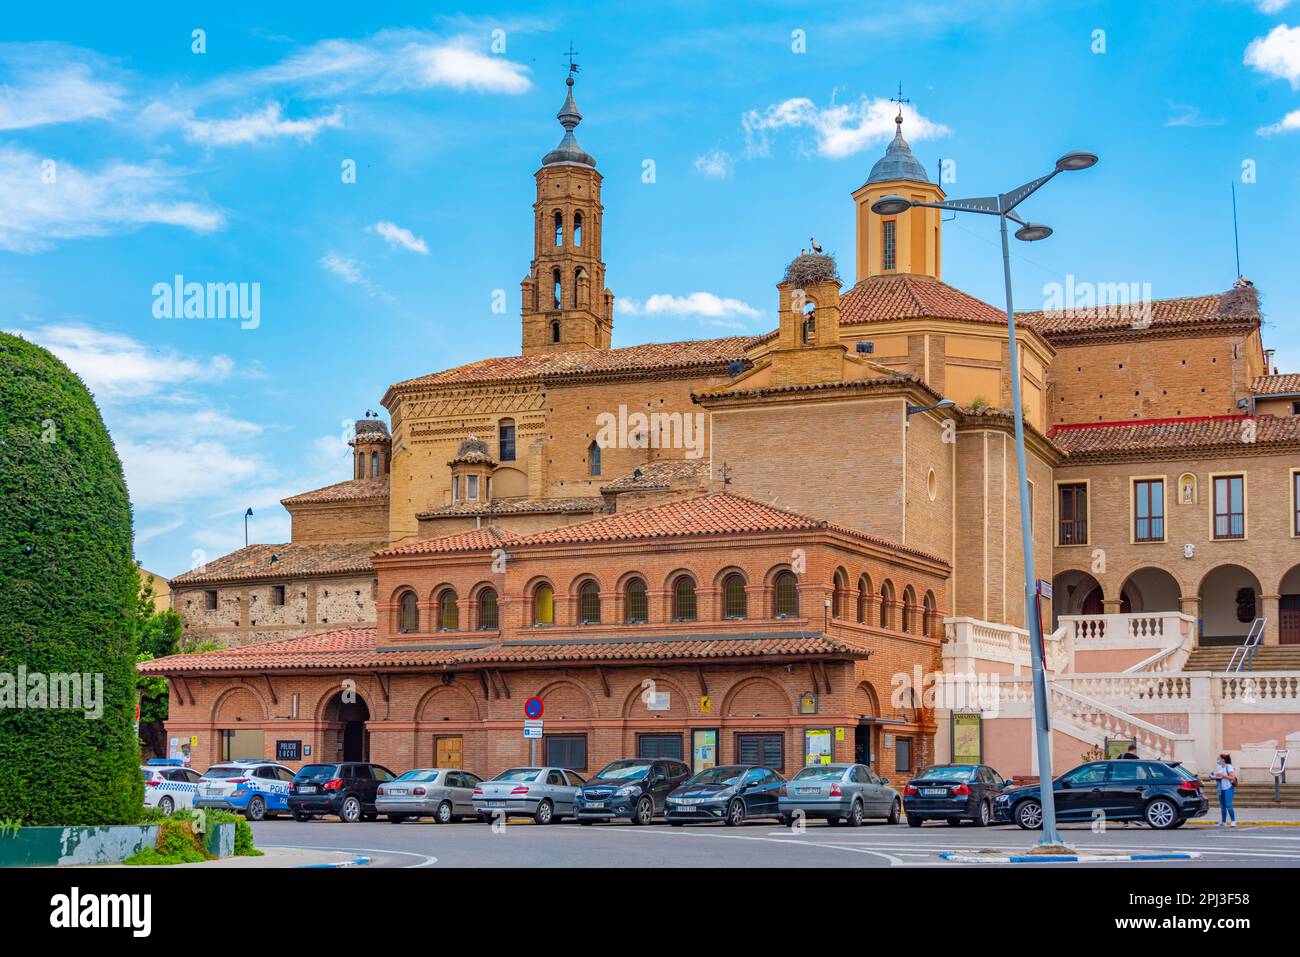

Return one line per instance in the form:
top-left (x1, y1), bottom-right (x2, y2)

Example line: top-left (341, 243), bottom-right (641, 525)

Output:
top-left (520, 68), bottom-right (614, 355)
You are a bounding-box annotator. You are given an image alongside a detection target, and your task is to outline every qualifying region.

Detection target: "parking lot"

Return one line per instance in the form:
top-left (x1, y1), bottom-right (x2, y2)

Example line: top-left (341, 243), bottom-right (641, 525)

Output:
top-left (250, 817), bottom-right (1300, 868)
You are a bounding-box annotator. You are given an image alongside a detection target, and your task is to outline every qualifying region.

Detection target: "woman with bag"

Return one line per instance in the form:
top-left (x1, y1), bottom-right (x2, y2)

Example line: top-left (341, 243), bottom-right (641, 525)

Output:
top-left (1210, 753), bottom-right (1238, 827)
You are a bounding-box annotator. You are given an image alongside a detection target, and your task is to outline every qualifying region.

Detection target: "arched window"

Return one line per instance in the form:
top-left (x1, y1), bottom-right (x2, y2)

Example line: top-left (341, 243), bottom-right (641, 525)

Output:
top-left (722, 573), bottom-right (747, 619)
top-left (923, 591), bottom-right (938, 638)
top-left (879, 581), bottom-right (895, 630)
top-left (533, 583), bottom-right (554, 626)
top-left (399, 592), bottom-right (419, 633)
top-left (901, 587), bottom-right (916, 635)
top-left (554, 210), bottom-right (563, 246)
top-left (551, 320), bottom-right (561, 343)
top-left (477, 588), bottom-right (499, 630)
top-left (589, 441), bottom-right (602, 476)
top-left (832, 569), bottom-right (848, 619)
top-left (857, 575), bottom-right (872, 623)
top-left (438, 590), bottom-right (459, 631)
top-left (624, 579), bottom-right (648, 624)
top-left (552, 268), bottom-right (562, 310)
top-left (573, 211), bottom-right (583, 247)
top-left (579, 581), bottom-right (601, 625)
top-left (801, 300), bottom-right (816, 345)
top-left (773, 571), bottom-right (798, 618)
top-left (672, 576), bottom-right (697, 621)
top-left (573, 267), bottom-right (582, 307)
top-left (370, 451), bottom-right (379, 478)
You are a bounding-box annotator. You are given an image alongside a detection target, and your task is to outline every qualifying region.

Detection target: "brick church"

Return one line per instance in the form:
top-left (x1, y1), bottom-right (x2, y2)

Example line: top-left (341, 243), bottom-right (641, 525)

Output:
top-left (144, 73), bottom-right (1300, 782)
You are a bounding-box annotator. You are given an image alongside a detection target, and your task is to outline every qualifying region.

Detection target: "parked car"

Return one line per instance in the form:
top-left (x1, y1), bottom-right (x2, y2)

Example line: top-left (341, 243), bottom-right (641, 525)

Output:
top-left (288, 762), bottom-right (397, 823)
top-left (195, 760), bottom-right (295, 820)
top-left (377, 768), bottom-right (483, 824)
top-left (472, 767), bottom-right (585, 824)
top-left (574, 758), bottom-right (692, 824)
top-left (665, 764), bottom-right (785, 826)
top-left (903, 763), bottom-right (1007, 827)
top-left (142, 762), bottom-right (203, 814)
top-left (995, 759), bottom-right (1208, 830)
top-left (778, 763), bottom-right (900, 826)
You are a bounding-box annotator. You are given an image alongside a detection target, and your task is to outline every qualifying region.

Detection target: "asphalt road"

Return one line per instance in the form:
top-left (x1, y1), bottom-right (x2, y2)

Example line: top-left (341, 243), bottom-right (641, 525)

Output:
top-left (251, 815), bottom-right (1300, 868)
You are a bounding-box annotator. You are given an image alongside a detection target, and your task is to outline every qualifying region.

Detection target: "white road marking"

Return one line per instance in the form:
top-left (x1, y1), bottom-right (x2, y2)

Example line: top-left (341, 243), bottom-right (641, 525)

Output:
top-left (259, 844), bottom-right (439, 868)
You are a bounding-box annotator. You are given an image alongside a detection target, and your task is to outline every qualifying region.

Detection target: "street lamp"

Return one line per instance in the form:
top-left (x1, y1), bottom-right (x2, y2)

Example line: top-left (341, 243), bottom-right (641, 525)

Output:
top-left (872, 150), bottom-right (1097, 847)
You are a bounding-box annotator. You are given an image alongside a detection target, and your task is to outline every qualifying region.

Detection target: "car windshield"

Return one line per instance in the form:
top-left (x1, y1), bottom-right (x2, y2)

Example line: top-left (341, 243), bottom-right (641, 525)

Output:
top-left (294, 765), bottom-right (339, 782)
top-left (396, 770), bottom-right (441, 782)
top-left (793, 766), bottom-right (845, 780)
top-left (913, 766), bottom-right (975, 782)
top-left (687, 766), bottom-right (745, 786)
top-left (595, 761), bottom-right (652, 780)
top-left (494, 768), bottom-right (541, 782)
top-left (202, 766), bottom-right (248, 779)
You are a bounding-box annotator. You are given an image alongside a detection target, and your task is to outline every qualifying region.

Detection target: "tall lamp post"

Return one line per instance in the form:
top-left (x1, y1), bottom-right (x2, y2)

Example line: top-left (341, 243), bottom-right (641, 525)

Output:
top-left (872, 150), bottom-right (1097, 847)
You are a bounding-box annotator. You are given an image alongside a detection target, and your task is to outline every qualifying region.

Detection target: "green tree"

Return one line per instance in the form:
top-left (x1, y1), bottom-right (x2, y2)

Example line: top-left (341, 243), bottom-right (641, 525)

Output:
top-left (132, 570), bottom-right (183, 757)
top-left (0, 333), bottom-right (143, 824)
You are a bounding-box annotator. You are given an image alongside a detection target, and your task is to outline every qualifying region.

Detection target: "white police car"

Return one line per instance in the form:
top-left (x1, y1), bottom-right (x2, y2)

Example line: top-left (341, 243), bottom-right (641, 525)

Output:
top-left (195, 760), bottom-right (295, 820)
top-left (142, 762), bottom-right (202, 814)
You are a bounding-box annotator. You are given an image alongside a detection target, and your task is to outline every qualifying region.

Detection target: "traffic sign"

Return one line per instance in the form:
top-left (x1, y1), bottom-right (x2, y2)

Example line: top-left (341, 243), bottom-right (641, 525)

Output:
top-left (523, 719), bottom-right (543, 739)
top-left (525, 696), bottom-right (544, 719)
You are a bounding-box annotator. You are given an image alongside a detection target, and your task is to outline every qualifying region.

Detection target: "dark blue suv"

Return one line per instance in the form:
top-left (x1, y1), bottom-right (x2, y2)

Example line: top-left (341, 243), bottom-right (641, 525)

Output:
top-left (995, 759), bottom-right (1208, 830)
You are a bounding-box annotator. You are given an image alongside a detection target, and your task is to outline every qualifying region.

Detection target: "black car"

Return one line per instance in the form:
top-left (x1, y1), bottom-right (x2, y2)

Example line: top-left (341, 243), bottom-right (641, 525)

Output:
top-left (288, 762), bottom-right (398, 823)
top-left (664, 764), bottom-right (785, 826)
top-left (995, 759), bottom-right (1208, 830)
top-left (573, 758), bottom-right (691, 824)
top-left (903, 763), bottom-right (1007, 827)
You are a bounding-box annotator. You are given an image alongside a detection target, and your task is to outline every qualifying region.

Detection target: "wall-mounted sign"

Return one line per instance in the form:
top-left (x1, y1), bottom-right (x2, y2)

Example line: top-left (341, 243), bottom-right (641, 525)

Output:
top-left (799, 692), bottom-right (817, 715)
top-left (804, 728), bottom-right (832, 765)
top-left (276, 740), bottom-right (302, 762)
top-left (952, 712), bottom-right (982, 765)
top-left (699, 695), bottom-right (713, 714)
top-left (646, 691), bottom-right (670, 711)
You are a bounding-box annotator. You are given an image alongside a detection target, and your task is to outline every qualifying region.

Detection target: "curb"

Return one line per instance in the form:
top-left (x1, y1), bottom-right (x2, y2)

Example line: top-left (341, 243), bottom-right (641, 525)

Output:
top-left (296, 856), bottom-right (371, 869)
top-left (938, 851), bottom-right (1201, 864)
top-left (1188, 819), bottom-right (1300, 827)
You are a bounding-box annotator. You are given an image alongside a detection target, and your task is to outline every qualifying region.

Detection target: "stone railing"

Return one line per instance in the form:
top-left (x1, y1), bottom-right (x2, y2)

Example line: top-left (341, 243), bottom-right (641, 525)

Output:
top-left (943, 616), bottom-right (1071, 673)
top-left (1215, 673), bottom-right (1300, 705)
top-left (1059, 611), bottom-right (1196, 646)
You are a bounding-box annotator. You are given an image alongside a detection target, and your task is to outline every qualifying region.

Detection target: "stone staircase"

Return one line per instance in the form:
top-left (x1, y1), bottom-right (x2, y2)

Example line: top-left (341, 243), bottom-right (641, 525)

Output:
top-left (1184, 645), bottom-right (1300, 672)
top-left (1207, 783), bottom-right (1300, 809)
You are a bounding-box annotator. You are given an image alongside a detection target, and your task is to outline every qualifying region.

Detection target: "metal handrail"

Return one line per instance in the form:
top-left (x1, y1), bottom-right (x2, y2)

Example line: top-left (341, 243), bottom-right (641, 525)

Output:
top-left (1227, 618), bottom-right (1267, 673)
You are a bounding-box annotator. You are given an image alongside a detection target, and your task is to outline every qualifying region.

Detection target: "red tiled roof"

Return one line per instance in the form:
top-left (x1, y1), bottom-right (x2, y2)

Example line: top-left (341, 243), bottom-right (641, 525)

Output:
top-left (281, 478), bottom-right (389, 506)
top-left (390, 337), bottom-right (756, 390)
top-left (1050, 414), bottom-right (1300, 458)
top-left (1020, 286), bottom-right (1259, 340)
top-left (170, 542), bottom-right (382, 586)
top-left (373, 526), bottom-right (517, 558)
top-left (1252, 373), bottom-right (1300, 395)
top-left (840, 274), bottom-right (1007, 327)
top-left (417, 497), bottom-right (607, 520)
top-left (137, 627), bottom-right (865, 674)
top-left (600, 459), bottom-right (710, 492)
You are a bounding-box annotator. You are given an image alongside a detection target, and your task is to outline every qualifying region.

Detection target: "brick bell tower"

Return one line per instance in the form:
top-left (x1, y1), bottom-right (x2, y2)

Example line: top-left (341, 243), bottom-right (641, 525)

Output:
top-left (520, 69), bottom-right (614, 355)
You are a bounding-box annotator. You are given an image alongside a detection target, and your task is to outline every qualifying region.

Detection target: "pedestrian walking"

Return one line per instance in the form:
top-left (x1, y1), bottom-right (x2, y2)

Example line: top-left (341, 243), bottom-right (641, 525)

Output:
top-left (1210, 753), bottom-right (1238, 827)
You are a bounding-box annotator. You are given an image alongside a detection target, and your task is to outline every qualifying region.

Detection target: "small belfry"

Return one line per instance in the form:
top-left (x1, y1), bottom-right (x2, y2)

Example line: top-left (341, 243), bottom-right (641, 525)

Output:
top-left (520, 61), bottom-right (614, 355)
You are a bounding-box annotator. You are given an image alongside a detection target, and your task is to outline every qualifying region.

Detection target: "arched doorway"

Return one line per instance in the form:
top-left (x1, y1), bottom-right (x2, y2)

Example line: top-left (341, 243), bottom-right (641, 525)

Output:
top-left (1279, 565), bottom-right (1300, 645)
top-left (322, 690), bottom-right (371, 762)
top-left (1198, 564), bottom-right (1263, 646)
top-left (1119, 567), bottom-right (1182, 613)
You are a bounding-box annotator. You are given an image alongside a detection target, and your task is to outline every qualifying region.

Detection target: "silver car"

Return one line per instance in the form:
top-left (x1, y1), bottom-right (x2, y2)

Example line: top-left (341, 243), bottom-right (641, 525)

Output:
top-left (377, 768), bottom-right (484, 824)
top-left (778, 763), bottom-right (901, 827)
top-left (472, 766), bottom-right (586, 825)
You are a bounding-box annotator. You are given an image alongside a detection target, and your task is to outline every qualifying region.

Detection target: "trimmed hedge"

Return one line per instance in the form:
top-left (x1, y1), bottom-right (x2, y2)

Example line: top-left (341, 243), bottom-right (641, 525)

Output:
top-left (0, 333), bottom-right (142, 824)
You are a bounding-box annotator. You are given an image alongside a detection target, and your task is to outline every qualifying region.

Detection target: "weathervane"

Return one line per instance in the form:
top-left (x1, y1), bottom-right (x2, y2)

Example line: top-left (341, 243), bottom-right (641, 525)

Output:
top-left (890, 81), bottom-right (910, 121)
top-left (565, 41), bottom-right (580, 74)
top-left (716, 462), bottom-right (733, 487)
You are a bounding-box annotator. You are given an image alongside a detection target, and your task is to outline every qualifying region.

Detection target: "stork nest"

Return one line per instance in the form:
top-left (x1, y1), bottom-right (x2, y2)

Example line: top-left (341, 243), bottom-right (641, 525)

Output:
top-left (1216, 281), bottom-right (1260, 319)
top-left (783, 252), bottom-right (840, 288)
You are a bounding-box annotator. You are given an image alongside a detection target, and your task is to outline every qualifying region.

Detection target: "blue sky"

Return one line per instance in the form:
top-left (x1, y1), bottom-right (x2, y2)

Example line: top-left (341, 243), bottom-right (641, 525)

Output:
top-left (4, 0), bottom-right (1299, 577)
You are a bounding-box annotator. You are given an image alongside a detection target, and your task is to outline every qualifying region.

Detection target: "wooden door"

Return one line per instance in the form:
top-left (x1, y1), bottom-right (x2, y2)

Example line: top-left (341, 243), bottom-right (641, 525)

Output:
top-left (1281, 597), bottom-right (1300, 645)
top-left (435, 736), bottom-right (463, 768)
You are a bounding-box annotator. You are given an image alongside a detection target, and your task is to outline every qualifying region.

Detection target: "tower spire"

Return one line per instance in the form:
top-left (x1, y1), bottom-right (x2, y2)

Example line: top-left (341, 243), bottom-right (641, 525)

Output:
top-left (542, 57), bottom-right (595, 169)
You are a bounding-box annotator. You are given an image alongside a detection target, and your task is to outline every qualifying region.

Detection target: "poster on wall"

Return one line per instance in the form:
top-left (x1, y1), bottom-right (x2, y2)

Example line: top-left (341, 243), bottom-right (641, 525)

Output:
top-left (692, 729), bottom-right (717, 771)
top-left (953, 711), bottom-right (982, 765)
top-left (804, 728), bottom-right (832, 765)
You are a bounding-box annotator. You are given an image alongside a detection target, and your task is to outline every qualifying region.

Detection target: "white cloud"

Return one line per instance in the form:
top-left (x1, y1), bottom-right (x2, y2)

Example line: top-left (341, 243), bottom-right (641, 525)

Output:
top-left (8, 322), bottom-right (234, 401)
top-left (618, 292), bottom-right (761, 329)
top-left (694, 149), bottom-right (734, 178)
top-left (1257, 1), bottom-right (1291, 14)
top-left (1258, 108), bottom-right (1300, 134)
top-left (0, 146), bottom-right (224, 252)
top-left (743, 96), bottom-right (950, 159)
top-left (320, 252), bottom-right (393, 300)
top-left (117, 437), bottom-right (264, 509)
top-left (183, 101), bottom-right (343, 146)
top-left (0, 44), bottom-right (125, 129)
top-left (1245, 24), bottom-right (1300, 86)
top-left (370, 220), bottom-right (428, 254)
top-left (1164, 102), bottom-right (1224, 127)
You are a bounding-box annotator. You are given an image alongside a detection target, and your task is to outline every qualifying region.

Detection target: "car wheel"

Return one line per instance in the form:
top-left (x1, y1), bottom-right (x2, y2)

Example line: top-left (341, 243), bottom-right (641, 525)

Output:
top-left (632, 797), bottom-right (654, 826)
top-left (826, 816), bottom-right (842, 826)
top-left (1015, 800), bottom-right (1043, 830)
top-left (293, 811), bottom-right (312, 823)
top-left (847, 800), bottom-right (864, 827)
top-left (946, 817), bottom-right (963, 826)
top-left (975, 802), bottom-right (992, 827)
top-left (158, 796), bottom-right (174, 815)
top-left (887, 799), bottom-right (901, 825)
top-left (362, 813), bottom-right (378, 822)
top-left (245, 796), bottom-right (266, 822)
top-left (435, 801), bottom-right (454, 825)
top-left (1171, 818), bottom-right (1187, 828)
top-left (388, 814), bottom-right (407, 824)
top-left (779, 814), bottom-right (795, 828)
top-left (725, 799), bottom-right (745, 827)
top-left (1144, 798), bottom-right (1179, 830)
top-left (907, 814), bottom-right (924, 827)
top-left (534, 799), bottom-right (554, 825)
top-left (339, 795), bottom-right (362, 823)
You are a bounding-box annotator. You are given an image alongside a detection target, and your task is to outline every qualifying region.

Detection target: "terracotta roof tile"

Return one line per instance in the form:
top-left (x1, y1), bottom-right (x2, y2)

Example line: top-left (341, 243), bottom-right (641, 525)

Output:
top-left (281, 478), bottom-right (389, 506)
top-left (449, 632), bottom-right (865, 665)
top-left (1020, 285), bottom-right (1259, 340)
top-left (600, 459), bottom-right (710, 492)
top-left (840, 274), bottom-right (1007, 327)
top-left (373, 526), bottom-right (517, 558)
top-left (1252, 373), bottom-right (1300, 395)
top-left (170, 542), bottom-right (381, 586)
top-left (1050, 414), bottom-right (1300, 458)
top-left (391, 337), bottom-right (756, 390)
top-left (416, 497), bottom-right (607, 520)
